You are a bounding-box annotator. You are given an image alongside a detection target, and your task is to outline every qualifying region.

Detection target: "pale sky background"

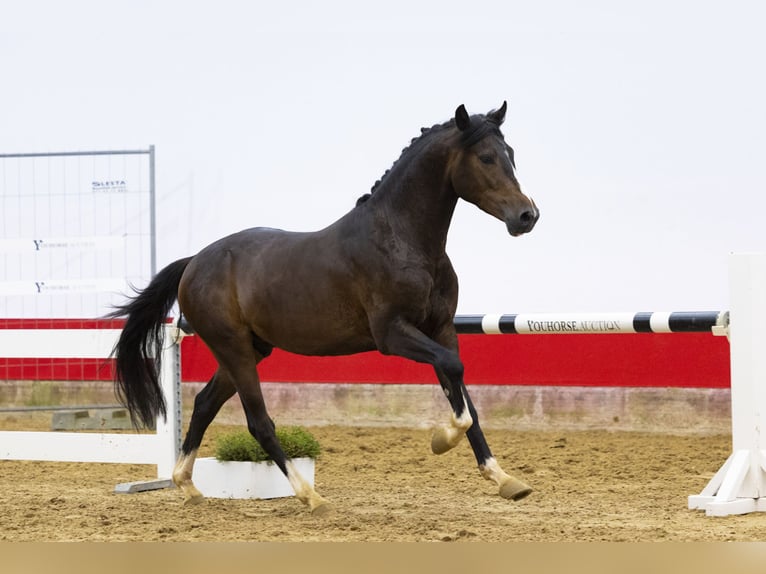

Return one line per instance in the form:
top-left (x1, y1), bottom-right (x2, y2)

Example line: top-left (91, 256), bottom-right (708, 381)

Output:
top-left (2, 0), bottom-right (764, 314)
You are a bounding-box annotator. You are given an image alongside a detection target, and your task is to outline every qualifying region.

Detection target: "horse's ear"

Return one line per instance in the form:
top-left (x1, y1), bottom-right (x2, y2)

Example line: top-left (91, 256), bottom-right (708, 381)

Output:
top-left (489, 101), bottom-right (507, 125)
top-left (455, 104), bottom-right (471, 131)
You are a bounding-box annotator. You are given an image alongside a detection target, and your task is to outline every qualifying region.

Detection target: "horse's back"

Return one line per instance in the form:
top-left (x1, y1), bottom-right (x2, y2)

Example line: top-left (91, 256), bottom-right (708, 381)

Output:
top-left (179, 225), bottom-right (376, 355)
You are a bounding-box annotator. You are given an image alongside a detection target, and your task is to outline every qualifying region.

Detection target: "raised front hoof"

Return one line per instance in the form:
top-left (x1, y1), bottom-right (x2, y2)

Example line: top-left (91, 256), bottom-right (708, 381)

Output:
top-left (431, 427), bottom-right (459, 455)
top-left (499, 477), bottom-right (533, 501)
top-left (182, 493), bottom-right (205, 506)
top-left (310, 500), bottom-right (335, 517)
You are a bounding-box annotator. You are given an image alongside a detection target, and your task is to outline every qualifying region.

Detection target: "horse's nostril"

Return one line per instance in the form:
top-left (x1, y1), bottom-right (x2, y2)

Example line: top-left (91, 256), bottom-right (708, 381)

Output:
top-left (519, 210), bottom-right (534, 224)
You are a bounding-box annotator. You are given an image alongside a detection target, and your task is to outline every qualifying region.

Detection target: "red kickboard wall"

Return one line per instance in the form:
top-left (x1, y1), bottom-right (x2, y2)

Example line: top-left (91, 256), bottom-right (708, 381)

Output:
top-left (0, 319), bottom-right (730, 389)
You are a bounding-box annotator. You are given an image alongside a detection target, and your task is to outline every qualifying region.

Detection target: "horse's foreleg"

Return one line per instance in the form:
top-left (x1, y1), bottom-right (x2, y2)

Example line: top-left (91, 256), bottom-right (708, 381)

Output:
top-left (433, 381), bottom-right (532, 500)
top-left (172, 371), bottom-right (236, 505)
top-left (372, 319), bottom-right (472, 453)
top-left (373, 317), bottom-right (532, 500)
top-left (430, 329), bottom-right (533, 501)
top-left (462, 388), bottom-right (533, 501)
top-left (430, 375), bottom-right (473, 455)
top-left (479, 456), bottom-right (533, 501)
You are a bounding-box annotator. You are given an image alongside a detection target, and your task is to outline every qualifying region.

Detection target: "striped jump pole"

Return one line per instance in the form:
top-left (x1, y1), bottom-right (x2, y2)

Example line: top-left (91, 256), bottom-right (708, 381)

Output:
top-left (454, 311), bottom-right (727, 335)
top-left (177, 312), bottom-right (729, 337)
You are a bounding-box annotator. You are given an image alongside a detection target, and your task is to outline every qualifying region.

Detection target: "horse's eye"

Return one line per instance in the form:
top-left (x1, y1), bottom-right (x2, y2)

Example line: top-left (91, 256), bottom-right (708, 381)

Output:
top-left (479, 154), bottom-right (495, 165)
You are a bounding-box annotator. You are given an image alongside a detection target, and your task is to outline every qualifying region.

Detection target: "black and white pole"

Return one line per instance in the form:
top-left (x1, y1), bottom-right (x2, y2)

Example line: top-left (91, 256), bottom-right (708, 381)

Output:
top-left (454, 311), bottom-right (727, 335)
top-left (689, 253), bottom-right (766, 516)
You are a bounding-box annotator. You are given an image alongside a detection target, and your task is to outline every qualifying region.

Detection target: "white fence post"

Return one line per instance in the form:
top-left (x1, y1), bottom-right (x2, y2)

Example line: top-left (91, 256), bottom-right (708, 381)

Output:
top-left (689, 252), bottom-right (766, 516)
top-left (0, 323), bottom-right (182, 489)
top-left (154, 323), bottom-right (183, 479)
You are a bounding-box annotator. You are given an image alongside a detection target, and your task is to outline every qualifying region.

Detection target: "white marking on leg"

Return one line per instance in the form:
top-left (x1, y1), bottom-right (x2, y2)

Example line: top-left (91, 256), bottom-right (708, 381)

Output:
top-left (479, 457), bottom-right (533, 501)
top-left (432, 394), bottom-right (473, 454)
top-left (453, 394), bottom-right (473, 431)
top-left (286, 460), bottom-right (332, 515)
top-left (479, 457), bottom-right (509, 485)
top-left (172, 449), bottom-right (204, 504)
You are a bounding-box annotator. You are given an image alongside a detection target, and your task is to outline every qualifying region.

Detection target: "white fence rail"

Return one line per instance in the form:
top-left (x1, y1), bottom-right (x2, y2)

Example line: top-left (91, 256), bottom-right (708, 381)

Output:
top-left (0, 324), bottom-right (181, 479)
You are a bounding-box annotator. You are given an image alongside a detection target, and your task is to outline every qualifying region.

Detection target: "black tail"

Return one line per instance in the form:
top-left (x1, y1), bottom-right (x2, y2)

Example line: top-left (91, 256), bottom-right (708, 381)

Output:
top-left (109, 257), bottom-right (193, 427)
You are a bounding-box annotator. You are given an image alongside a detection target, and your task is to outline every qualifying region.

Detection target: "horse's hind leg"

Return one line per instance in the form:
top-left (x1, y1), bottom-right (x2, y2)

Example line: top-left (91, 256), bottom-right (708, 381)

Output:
top-left (172, 370), bottom-right (235, 504)
top-left (236, 372), bottom-right (333, 516)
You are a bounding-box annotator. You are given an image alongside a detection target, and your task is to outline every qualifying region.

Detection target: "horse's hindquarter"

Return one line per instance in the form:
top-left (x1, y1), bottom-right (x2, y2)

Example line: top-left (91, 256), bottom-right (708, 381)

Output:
top-left (206, 227), bottom-right (376, 355)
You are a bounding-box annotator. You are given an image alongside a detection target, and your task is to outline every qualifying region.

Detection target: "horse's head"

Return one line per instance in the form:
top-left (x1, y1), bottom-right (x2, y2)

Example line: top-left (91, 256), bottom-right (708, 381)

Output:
top-left (450, 102), bottom-right (539, 236)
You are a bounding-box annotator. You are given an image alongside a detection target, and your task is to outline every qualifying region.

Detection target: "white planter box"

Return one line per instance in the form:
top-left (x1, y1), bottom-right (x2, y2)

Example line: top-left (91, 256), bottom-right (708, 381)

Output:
top-left (194, 457), bottom-right (315, 499)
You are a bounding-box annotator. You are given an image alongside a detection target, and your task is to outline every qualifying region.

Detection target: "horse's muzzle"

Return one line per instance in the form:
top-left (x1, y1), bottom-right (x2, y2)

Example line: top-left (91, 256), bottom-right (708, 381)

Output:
top-left (505, 199), bottom-right (540, 236)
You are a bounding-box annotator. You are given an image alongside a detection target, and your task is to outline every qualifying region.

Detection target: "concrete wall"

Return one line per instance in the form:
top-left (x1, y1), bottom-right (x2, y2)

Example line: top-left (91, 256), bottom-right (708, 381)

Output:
top-left (1, 380), bottom-right (731, 435)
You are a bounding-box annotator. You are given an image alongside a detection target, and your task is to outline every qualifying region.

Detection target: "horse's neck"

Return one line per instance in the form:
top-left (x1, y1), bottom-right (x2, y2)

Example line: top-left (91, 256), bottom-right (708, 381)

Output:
top-left (373, 148), bottom-right (458, 257)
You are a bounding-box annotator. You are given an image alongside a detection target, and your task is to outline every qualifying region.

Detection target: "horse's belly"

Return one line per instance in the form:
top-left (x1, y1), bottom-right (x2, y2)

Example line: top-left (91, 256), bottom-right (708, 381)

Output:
top-left (263, 324), bottom-right (377, 357)
top-left (249, 286), bottom-right (376, 357)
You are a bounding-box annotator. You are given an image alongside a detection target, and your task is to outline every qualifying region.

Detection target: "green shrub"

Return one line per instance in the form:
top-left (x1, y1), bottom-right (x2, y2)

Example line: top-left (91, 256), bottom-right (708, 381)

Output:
top-left (214, 426), bottom-right (321, 462)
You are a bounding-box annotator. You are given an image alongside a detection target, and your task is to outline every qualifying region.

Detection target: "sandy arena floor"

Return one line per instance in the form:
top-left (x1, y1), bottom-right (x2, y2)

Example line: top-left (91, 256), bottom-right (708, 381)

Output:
top-left (1, 414), bottom-right (764, 542)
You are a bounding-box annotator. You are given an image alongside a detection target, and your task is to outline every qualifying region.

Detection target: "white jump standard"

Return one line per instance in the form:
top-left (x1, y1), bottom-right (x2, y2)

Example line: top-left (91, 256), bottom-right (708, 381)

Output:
top-left (689, 253), bottom-right (766, 516)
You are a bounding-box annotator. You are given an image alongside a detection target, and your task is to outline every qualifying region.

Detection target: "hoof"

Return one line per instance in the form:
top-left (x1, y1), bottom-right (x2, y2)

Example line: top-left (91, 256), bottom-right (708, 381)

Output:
top-left (499, 477), bottom-right (532, 501)
top-left (431, 427), bottom-right (457, 455)
top-left (310, 501), bottom-right (335, 517)
top-left (183, 493), bottom-right (205, 506)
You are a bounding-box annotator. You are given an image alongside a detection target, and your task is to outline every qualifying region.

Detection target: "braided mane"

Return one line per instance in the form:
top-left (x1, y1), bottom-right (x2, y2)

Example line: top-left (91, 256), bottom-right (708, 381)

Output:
top-left (355, 119), bottom-right (453, 206)
top-left (355, 111), bottom-right (503, 206)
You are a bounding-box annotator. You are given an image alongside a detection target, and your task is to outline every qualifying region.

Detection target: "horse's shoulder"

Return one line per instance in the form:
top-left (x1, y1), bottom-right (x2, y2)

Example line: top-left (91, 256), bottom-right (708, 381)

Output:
top-left (434, 253), bottom-right (457, 282)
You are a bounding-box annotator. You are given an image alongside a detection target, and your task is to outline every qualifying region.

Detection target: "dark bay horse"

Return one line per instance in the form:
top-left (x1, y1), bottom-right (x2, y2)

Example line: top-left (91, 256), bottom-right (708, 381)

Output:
top-left (111, 102), bottom-right (539, 515)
